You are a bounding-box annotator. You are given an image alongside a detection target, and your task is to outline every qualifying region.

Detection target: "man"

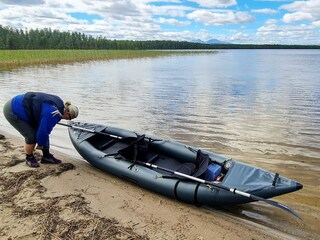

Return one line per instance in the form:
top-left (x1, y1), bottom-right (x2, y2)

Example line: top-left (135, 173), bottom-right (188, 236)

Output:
top-left (3, 92), bottom-right (79, 167)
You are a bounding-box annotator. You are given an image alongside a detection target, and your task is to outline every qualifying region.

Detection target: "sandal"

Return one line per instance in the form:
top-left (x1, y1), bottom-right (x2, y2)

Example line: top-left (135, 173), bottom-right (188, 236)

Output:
top-left (41, 154), bottom-right (62, 164)
top-left (26, 155), bottom-right (40, 168)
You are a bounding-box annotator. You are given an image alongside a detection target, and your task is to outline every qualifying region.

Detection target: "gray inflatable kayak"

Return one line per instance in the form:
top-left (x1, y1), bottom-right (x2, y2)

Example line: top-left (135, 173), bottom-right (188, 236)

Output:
top-left (68, 121), bottom-right (303, 207)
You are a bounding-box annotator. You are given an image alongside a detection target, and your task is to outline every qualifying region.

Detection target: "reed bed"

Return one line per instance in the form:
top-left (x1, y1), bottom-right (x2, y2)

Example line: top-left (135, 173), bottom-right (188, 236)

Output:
top-left (0, 49), bottom-right (211, 70)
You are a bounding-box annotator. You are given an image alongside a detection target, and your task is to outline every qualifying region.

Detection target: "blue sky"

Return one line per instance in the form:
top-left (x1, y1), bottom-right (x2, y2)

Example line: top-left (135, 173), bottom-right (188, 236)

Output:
top-left (0, 0), bottom-right (319, 44)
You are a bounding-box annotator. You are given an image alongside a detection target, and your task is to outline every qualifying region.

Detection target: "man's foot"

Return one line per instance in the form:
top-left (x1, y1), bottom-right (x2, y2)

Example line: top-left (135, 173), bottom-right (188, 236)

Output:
top-left (26, 155), bottom-right (40, 168)
top-left (41, 154), bottom-right (62, 164)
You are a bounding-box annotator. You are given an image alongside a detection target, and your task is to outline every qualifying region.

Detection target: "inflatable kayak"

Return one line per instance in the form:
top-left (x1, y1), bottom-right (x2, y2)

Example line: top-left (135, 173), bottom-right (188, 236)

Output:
top-left (67, 121), bottom-right (303, 208)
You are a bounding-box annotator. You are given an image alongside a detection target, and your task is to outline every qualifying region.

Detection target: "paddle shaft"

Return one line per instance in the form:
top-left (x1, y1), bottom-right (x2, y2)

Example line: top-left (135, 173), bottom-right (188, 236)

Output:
top-left (145, 162), bottom-right (250, 196)
top-left (58, 122), bottom-right (162, 142)
top-left (58, 122), bottom-right (123, 139)
top-left (141, 161), bottom-right (302, 220)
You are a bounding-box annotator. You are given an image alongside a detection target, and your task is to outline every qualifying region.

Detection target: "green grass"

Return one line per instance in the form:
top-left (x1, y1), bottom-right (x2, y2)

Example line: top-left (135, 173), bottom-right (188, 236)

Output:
top-left (0, 49), bottom-right (214, 70)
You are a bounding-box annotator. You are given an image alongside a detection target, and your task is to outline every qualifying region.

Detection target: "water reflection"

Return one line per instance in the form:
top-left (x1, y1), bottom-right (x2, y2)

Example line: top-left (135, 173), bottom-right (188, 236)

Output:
top-left (1, 50), bottom-right (319, 238)
top-left (0, 50), bottom-right (319, 160)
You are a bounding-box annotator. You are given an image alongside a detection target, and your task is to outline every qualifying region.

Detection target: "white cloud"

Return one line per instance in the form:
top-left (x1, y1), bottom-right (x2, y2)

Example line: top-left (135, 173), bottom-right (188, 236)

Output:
top-left (148, 5), bottom-right (194, 18)
top-left (254, 0), bottom-right (294, 2)
top-left (257, 23), bottom-right (319, 44)
top-left (156, 17), bottom-right (191, 26)
top-left (251, 8), bottom-right (277, 14)
top-left (89, 0), bottom-right (144, 18)
top-left (188, 0), bottom-right (237, 8)
top-left (0, 0), bottom-right (318, 44)
top-left (266, 19), bottom-right (278, 25)
top-left (188, 10), bottom-right (253, 26)
top-left (229, 32), bottom-right (249, 41)
top-left (280, 0), bottom-right (320, 12)
top-left (283, 12), bottom-right (313, 23)
top-left (134, 0), bottom-right (182, 3)
top-left (312, 20), bottom-right (320, 27)
top-left (0, 0), bottom-right (160, 37)
top-left (0, 6), bottom-right (78, 23)
top-left (280, 0), bottom-right (320, 24)
top-left (0, 0), bottom-right (45, 5)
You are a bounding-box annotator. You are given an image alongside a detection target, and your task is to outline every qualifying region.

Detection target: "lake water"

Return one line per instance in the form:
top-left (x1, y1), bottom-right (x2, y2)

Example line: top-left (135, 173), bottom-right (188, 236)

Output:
top-left (0, 49), bottom-right (320, 163)
top-left (1, 49), bottom-right (319, 238)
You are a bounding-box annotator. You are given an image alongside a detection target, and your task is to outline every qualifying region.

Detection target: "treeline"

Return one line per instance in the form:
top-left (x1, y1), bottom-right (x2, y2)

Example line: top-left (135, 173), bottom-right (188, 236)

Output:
top-left (0, 25), bottom-right (319, 50)
top-left (0, 25), bottom-right (212, 50)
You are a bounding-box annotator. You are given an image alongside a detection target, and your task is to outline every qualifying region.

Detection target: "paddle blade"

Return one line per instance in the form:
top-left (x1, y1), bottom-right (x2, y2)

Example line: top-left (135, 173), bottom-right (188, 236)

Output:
top-left (250, 194), bottom-right (302, 220)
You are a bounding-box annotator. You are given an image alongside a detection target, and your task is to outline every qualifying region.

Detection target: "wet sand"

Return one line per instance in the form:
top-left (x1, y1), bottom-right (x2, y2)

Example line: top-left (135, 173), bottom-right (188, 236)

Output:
top-left (0, 131), bottom-right (319, 240)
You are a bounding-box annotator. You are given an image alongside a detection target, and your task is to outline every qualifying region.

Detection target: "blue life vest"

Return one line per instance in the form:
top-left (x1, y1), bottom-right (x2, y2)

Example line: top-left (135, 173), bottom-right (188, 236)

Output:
top-left (22, 92), bottom-right (64, 126)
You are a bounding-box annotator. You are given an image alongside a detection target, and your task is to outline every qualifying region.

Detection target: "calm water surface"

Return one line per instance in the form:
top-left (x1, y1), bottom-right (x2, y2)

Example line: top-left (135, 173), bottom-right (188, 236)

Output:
top-left (0, 49), bottom-right (319, 162)
top-left (1, 49), bottom-right (319, 238)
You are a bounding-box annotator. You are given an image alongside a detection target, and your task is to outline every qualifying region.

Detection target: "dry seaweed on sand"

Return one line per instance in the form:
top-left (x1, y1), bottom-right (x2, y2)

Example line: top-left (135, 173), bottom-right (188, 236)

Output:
top-left (0, 133), bottom-right (5, 140)
top-left (0, 138), bottom-right (148, 239)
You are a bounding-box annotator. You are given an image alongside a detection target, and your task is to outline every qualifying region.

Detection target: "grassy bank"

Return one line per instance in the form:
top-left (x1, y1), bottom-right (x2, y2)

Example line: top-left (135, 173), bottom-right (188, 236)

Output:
top-left (0, 49), bottom-right (212, 70)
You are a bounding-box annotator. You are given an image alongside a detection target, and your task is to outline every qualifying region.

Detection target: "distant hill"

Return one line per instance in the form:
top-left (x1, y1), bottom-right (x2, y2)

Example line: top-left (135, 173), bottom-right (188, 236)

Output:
top-left (192, 39), bottom-right (232, 45)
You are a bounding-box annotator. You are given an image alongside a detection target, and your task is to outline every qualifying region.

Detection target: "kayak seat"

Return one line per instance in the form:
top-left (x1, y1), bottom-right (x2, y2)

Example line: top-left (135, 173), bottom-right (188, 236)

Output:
top-left (192, 150), bottom-right (210, 178)
top-left (98, 139), bottom-right (117, 150)
top-left (176, 162), bottom-right (197, 176)
top-left (161, 162), bottom-right (197, 180)
top-left (161, 150), bottom-right (210, 179)
top-left (151, 150), bottom-right (210, 179)
top-left (116, 136), bottom-right (209, 180)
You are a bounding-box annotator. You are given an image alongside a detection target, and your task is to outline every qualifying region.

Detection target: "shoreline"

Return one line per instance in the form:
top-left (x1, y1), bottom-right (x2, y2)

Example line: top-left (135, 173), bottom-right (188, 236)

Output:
top-left (0, 130), bottom-right (319, 239)
top-left (0, 49), bottom-right (215, 70)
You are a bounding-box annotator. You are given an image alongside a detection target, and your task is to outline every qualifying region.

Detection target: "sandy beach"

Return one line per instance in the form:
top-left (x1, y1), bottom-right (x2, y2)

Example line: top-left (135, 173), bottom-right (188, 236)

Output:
top-left (0, 130), bottom-right (319, 240)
